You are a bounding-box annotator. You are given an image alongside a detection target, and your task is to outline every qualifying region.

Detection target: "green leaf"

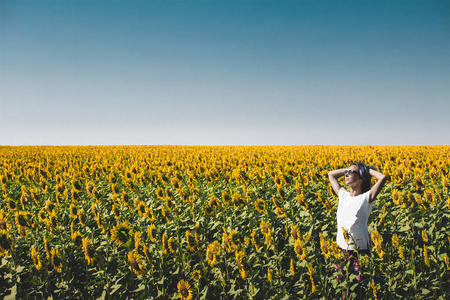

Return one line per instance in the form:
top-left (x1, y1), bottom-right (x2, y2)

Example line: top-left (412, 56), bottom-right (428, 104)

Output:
top-left (133, 284), bottom-right (145, 293)
top-left (110, 284), bottom-right (121, 295)
top-left (399, 225), bottom-right (411, 232)
top-left (199, 286), bottom-right (209, 300)
top-left (16, 265), bottom-right (24, 273)
top-left (4, 285), bottom-right (17, 300)
top-left (422, 288), bottom-right (431, 295)
top-left (157, 277), bottom-right (166, 284)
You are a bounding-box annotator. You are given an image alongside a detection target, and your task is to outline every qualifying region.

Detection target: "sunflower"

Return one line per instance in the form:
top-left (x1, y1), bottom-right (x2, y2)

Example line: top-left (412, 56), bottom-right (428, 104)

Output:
top-left (112, 204), bottom-right (120, 220)
top-left (155, 187), bottom-right (164, 200)
top-left (370, 281), bottom-right (378, 300)
top-left (121, 191), bottom-right (130, 207)
top-left (0, 229), bottom-right (11, 252)
top-left (444, 253), bottom-right (449, 269)
top-left (392, 189), bottom-right (403, 206)
top-left (162, 233), bottom-right (169, 255)
top-left (6, 198), bottom-right (17, 211)
top-left (38, 210), bottom-right (47, 222)
top-left (206, 242), bottom-right (218, 267)
top-left (422, 230), bottom-right (429, 243)
top-left (250, 229), bottom-right (260, 251)
top-left (371, 231), bottom-right (385, 259)
top-left (260, 220), bottom-right (270, 237)
top-left (44, 236), bottom-right (52, 258)
top-left (168, 237), bottom-right (176, 253)
top-left (290, 258), bottom-right (295, 276)
top-left (308, 263), bottom-right (316, 293)
top-left (45, 200), bottom-right (56, 214)
top-left (209, 195), bottom-right (220, 208)
top-left (111, 183), bottom-right (119, 194)
top-left (51, 248), bottom-right (62, 273)
top-left (423, 245), bottom-right (430, 267)
top-left (14, 210), bottom-right (30, 228)
top-left (145, 207), bottom-right (155, 222)
top-left (148, 224), bottom-right (157, 242)
top-left (161, 206), bottom-right (170, 222)
top-left (78, 209), bottom-right (86, 227)
top-left (342, 227), bottom-right (350, 245)
top-left (443, 177), bottom-right (449, 190)
top-left (72, 231), bottom-right (83, 249)
top-left (71, 178), bottom-right (82, 192)
top-left (330, 241), bottom-right (342, 259)
top-left (72, 190), bottom-right (79, 202)
top-left (235, 250), bottom-right (246, 280)
top-left (69, 204), bottom-right (78, 219)
top-left (319, 233), bottom-right (331, 259)
top-left (0, 218), bottom-right (6, 231)
top-left (294, 238), bottom-right (306, 260)
top-left (222, 230), bottom-right (231, 253)
top-left (31, 247), bottom-right (42, 270)
top-left (143, 244), bottom-right (152, 264)
top-left (134, 231), bottom-right (142, 252)
top-left (111, 221), bottom-right (132, 247)
top-left (229, 230), bottom-right (240, 250)
top-left (221, 191), bottom-right (231, 205)
top-left (185, 230), bottom-right (196, 252)
top-left (136, 201), bottom-right (147, 217)
top-left (290, 224), bottom-right (300, 240)
top-left (194, 223), bottom-right (200, 244)
top-left (275, 207), bottom-right (286, 218)
top-left (177, 279), bottom-right (193, 300)
top-left (192, 270), bottom-right (201, 281)
top-left (48, 210), bottom-right (58, 231)
top-left (82, 236), bottom-right (96, 266)
top-left (203, 202), bottom-right (214, 216)
top-left (128, 251), bottom-right (145, 275)
top-left (390, 234), bottom-right (399, 248)
top-left (254, 198), bottom-right (265, 213)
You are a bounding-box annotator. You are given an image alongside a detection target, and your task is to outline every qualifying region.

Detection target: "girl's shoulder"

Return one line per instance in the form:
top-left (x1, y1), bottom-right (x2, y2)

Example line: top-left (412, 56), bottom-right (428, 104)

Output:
top-left (338, 187), bottom-right (348, 198)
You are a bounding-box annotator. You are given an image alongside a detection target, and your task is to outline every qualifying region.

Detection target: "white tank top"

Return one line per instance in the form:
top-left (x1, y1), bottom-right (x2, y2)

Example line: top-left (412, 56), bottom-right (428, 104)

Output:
top-left (336, 188), bottom-right (373, 250)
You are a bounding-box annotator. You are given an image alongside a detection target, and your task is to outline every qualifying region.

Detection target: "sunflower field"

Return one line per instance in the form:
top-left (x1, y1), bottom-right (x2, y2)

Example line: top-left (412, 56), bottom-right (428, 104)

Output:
top-left (0, 145), bottom-right (449, 299)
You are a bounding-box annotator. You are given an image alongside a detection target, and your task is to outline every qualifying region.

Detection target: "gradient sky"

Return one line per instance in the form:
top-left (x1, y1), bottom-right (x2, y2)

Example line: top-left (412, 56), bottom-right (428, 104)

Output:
top-left (1, 0), bottom-right (449, 145)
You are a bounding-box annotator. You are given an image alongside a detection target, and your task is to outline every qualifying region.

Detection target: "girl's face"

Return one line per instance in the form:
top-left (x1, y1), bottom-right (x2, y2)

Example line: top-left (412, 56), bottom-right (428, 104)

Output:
top-left (344, 165), bottom-right (362, 185)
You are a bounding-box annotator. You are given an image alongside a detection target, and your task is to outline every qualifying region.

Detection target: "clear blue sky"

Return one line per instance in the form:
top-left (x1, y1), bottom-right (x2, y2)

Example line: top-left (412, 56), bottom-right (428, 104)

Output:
top-left (1, 0), bottom-right (449, 145)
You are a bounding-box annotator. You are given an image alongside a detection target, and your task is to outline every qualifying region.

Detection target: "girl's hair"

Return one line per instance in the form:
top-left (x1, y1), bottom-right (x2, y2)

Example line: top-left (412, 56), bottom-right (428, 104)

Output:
top-left (351, 162), bottom-right (372, 193)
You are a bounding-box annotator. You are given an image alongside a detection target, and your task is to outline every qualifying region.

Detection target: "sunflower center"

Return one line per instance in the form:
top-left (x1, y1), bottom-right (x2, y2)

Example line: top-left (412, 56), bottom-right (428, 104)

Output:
top-left (208, 249), bottom-right (214, 260)
top-left (118, 228), bottom-right (130, 243)
top-left (53, 256), bottom-right (61, 267)
top-left (180, 286), bottom-right (189, 297)
top-left (130, 257), bottom-right (140, 270)
top-left (87, 248), bottom-right (95, 258)
top-left (18, 215), bottom-right (28, 227)
top-left (237, 260), bottom-right (243, 271)
top-left (74, 236), bottom-right (82, 246)
top-left (32, 254), bottom-right (39, 264)
top-left (0, 219), bottom-right (6, 230)
top-left (9, 200), bottom-right (17, 209)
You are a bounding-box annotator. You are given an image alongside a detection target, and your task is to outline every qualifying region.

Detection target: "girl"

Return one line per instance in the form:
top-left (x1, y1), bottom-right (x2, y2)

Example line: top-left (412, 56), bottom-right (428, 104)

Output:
top-left (328, 162), bottom-right (387, 255)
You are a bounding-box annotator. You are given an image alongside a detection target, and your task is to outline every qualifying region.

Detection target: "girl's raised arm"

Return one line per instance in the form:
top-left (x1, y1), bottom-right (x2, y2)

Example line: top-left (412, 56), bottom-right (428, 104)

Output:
top-left (368, 168), bottom-right (387, 203)
top-left (328, 169), bottom-right (345, 196)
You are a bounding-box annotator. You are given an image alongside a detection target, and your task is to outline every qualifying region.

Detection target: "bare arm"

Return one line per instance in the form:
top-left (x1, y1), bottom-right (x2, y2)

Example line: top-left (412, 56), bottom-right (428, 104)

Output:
top-left (369, 168), bottom-right (387, 203)
top-left (328, 169), bottom-right (345, 196)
